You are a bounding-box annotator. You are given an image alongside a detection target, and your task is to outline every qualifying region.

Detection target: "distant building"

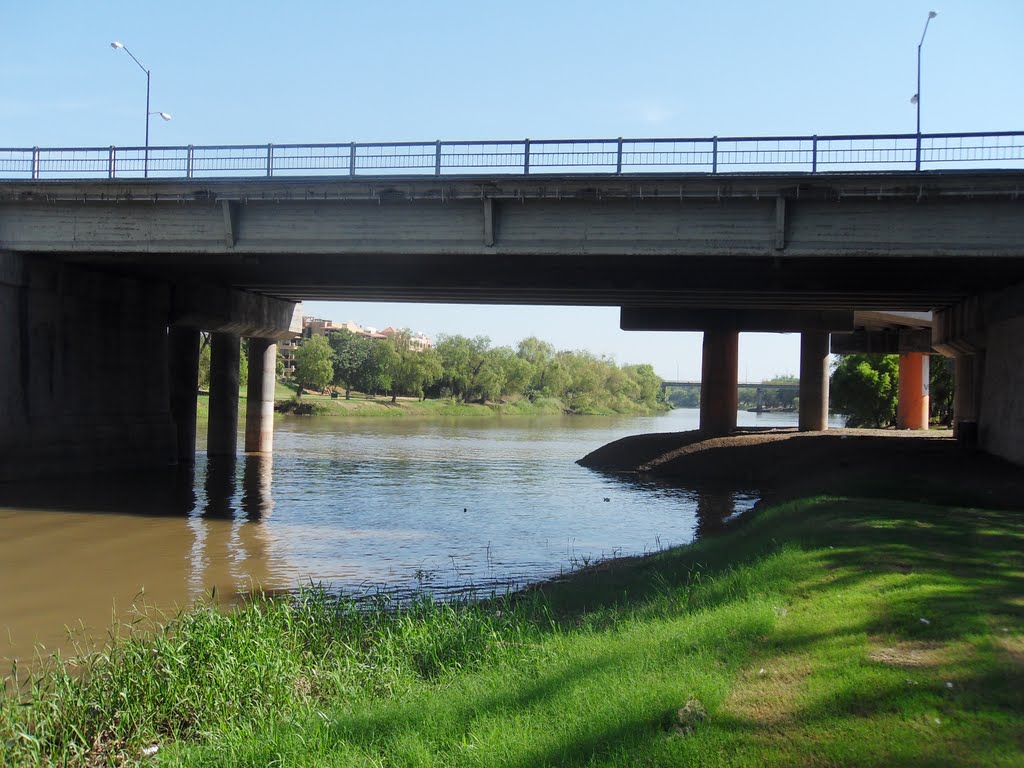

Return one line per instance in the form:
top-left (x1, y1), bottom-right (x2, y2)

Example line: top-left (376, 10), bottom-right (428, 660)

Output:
top-left (286, 317), bottom-right (434, 369)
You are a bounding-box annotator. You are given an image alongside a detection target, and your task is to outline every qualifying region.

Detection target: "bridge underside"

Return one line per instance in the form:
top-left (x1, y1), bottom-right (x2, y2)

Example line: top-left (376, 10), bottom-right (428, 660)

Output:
top-left (2, 171), bottom-right (1024, 475)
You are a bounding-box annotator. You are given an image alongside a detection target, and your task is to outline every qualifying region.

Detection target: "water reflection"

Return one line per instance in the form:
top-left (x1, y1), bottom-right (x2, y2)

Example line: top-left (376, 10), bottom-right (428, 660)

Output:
top-left (241, 454), bottom-right (274, 522)
top-left (694, 490), bottom-right (746, 539)
top-left (3, 408), bottom-right (772, 662)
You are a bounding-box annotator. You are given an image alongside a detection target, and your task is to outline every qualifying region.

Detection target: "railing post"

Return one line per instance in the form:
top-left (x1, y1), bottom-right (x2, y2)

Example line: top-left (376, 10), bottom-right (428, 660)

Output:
top-left (349, 142), bottom-right (356, 177)
top-left (812, 135), bottom-right (818, 173)
top-left (524, 139), bottom-right (531, 175)
top-left (616, 137), bottom-right (623, 174)
top-left (435, 140), bottom-right (442, 176)
top-left (31, 147), bottom-right (40, 180)
top-left (266, 143), bottom-right (274, 177)
top-left (915, 133), bottom-right (922, 172)
top-left (712, 136), bottom-right (718, 174)
top-left (187, 145), bottom-right (195, 179)
top-left (108, 146), bottom-right (116, 179)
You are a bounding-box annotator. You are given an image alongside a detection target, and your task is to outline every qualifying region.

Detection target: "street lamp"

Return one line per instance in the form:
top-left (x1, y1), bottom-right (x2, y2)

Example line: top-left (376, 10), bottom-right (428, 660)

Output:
top-left (911, 11), bottom-right (938, 171)
top-left (110, 40), bottom-right (171, 176)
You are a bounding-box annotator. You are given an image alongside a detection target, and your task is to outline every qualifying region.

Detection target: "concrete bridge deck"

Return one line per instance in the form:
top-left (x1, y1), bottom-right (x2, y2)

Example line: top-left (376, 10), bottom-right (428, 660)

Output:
top-left (2, 130), bottom-right (1023, 477)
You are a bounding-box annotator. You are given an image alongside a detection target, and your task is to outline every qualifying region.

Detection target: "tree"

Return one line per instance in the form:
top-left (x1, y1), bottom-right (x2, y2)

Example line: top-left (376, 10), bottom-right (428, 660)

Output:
top-left (386, 329), bottom-right (443, 403)
top-left (293, 335), bottom-right (334, 396)
top-left (360, 338), bottom-right (395, 397)
top-left (436, 334), bottom-right (490, 402)
top-left (830, 354), bottom-right (899, 427)
top-left (329, 329), bottom-right (371, 399)
top-left (623, 364), bottom-right (663, 408)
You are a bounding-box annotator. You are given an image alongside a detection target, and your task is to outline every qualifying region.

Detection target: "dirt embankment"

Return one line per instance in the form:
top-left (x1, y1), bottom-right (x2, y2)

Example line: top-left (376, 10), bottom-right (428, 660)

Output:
top-left (578, 427), bottom-right (1024, 509)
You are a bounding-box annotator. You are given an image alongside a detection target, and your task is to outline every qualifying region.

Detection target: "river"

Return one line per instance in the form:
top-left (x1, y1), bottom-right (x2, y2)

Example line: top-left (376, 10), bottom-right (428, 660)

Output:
top-left (0, 408), bottom-right (839, 664)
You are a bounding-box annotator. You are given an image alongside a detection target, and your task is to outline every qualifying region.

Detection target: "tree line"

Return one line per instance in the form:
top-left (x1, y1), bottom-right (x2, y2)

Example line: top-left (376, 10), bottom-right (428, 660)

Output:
top-left (291, 329), bottom-right (666, 414)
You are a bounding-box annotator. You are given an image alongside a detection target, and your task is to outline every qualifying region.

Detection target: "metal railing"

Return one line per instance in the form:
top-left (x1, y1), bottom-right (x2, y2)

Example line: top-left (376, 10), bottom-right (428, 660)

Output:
top-left (2, 131), bottom-right (1022, 180)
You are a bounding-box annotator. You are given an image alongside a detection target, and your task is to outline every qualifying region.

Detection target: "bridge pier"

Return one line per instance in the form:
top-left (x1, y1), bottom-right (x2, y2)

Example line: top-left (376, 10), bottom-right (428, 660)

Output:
top-left (699, 330), bottom-right (739, 435)
top-left (798, 331), bottom-right (830, 431)
top-left (245, 338), bottom-right (277, 453)
top-left (168, 327), bottom-right (201, 465)
top-left (953, 353), bottom-right (980, 443)
top-left (896, 352), bottom-right (930, 430)
top-left (208, 333), bottom-right (241, 456)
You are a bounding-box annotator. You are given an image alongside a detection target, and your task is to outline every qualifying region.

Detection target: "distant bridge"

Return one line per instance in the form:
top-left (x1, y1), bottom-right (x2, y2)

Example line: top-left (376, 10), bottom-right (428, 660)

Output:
top-left (661, 381), bottom-right (800, 392)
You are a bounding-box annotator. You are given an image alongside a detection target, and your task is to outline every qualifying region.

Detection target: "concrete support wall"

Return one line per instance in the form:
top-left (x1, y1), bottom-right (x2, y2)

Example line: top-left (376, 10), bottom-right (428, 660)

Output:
top-left (207, 333), bottom-right (240, 457)
top-left (977, 316), bottom-right (1024, 462)
top-left (0, 252), bottom-right (176, 481)
top-left (699, 330), bottom-right (739, 435)
top-left (934, 281), bottom-right (1024, 464)
top-left (953, 353), bottom-right (979, 441)
top-left (244, 339), bottom-right (276, 453)
top-left (798, 331), bottom-right (830, 432)
top-left (168, 327), bottom-right (200, 465)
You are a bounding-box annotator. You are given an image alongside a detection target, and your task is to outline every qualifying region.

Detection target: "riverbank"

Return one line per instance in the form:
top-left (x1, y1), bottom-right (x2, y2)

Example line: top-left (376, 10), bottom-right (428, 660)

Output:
top-left (197, 391), bottom-right (670, 421)
top-left (579, 426), bottom-right (1024, 509)
top-left (3, 450), bottom-right (1021, 765)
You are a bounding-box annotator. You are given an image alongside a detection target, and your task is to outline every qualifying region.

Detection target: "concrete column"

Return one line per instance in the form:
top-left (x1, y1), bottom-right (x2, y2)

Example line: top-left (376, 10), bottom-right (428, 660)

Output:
top-left (897, 352), bottom-right (930, 430)
top-left (244, 338), bottom-right (277, 453)
top-left (699, 330), bottom-right (739, 435)
top-left (208, 332), bottom-right (240, 456)
top-left (953, 353), bottom-right (977, 444)
top-left (168, 327), bottom-right (200, 465)
top-left (798, 331), bottom-right (830, 432)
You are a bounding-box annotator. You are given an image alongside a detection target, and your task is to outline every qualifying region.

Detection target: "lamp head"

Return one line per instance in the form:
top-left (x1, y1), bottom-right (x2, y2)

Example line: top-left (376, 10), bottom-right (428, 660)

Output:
top-left (110, 40), bottom-right (124, 50)
top-left (928, 10), bottom-right (937, 18)
top-left (910, 94), bottom-right (919, 105)
top-left (157, 112), bottom-right (172, 121)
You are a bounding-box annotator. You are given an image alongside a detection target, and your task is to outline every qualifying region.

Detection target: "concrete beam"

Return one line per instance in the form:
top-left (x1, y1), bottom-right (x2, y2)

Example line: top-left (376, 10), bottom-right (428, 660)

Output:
top-left (621, 307), bottom-right (853, 333)
top-left (830, 328), bottom-right (934, 354)
top-left (171, 283), bottom-right (301, 340)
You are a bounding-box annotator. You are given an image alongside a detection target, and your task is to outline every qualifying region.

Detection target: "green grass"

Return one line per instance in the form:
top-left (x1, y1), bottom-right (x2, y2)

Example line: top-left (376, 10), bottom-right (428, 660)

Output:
top-left (194, 380), bottom-right (666, 422)
top-left (3, 495), bottom-right (1021, 767)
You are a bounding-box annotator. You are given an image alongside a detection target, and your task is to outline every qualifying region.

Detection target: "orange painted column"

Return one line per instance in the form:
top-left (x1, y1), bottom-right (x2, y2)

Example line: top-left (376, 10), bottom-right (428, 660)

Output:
top-left (897, 352), bottom-right (930, 430)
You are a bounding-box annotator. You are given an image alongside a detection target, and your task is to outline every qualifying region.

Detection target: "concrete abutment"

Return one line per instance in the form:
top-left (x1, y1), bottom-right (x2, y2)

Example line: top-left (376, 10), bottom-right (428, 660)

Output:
top-left (0, 251), bottom-right (299, 480)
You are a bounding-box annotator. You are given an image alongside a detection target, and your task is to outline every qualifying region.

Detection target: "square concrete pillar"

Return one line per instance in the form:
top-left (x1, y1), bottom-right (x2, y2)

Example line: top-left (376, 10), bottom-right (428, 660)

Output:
top-left (208, 332), bottom-right (240, 456)
top-left (168, 326), bottom-right (200, 465)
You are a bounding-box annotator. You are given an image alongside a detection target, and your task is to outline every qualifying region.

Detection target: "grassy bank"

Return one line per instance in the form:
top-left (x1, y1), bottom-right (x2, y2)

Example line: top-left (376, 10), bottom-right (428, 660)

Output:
top-left (3, 491), bottom-right (1021, 766)
top-left (197, 387), bottom-right (668, 421)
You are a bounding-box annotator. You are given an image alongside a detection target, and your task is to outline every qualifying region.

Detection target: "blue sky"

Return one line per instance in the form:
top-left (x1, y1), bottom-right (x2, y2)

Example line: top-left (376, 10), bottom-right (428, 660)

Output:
top-left (4, 1), bottom-right (1021, 379)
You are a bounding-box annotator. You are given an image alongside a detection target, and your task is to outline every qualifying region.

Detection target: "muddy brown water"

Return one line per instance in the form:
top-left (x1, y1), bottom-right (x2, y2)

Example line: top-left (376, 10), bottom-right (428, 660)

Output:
top-left (1, 409), bottom-right (821, 665)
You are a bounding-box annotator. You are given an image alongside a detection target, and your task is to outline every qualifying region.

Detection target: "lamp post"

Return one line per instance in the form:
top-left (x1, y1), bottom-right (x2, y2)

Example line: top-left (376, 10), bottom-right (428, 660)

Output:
top-left (911, 11), bottom-right (938, 171)
top-left (110, 40), bottom-right (171, 177)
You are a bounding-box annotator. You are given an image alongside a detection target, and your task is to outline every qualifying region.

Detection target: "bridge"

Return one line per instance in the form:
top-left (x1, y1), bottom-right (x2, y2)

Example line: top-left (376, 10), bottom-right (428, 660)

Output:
top-left (2, 130), bottom-right (1023, 480)
top-left (662, 381), bottom-right (800, 392)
